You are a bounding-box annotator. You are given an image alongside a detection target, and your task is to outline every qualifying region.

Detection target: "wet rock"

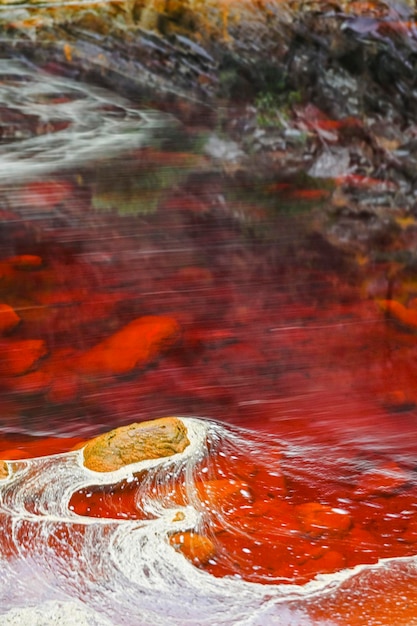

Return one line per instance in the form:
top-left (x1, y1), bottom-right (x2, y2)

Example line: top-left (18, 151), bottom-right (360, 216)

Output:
top-left (196, 478), bottom-right (253, 510)
top-left (169, 530), bottom-right (215, 566)
top-left (82, 416), bottom-right (190, 472)
top-left (344, 526), bottom-right (379, 563)
top-left (300, 548), bottom-right (346, 578)
top-left (0, 339), bottom-right (47, 376)
top-left (401, 517), bottom-right (417, 544)
top-left (295, 502), bottom-right (352, 538)
top-left (308, 147), bottom-right (351, 179)
top-left (377, 299), bottom-right (417, 332)
top-left (316, 67), bottom-right (361, 118)
top-left (204, 135), bottom-right (245, 163)
top-left (354, 461), bottom-right (410, 498)
top-left (0, 461), bottom-right (8, 479)
top-left (77, 315), bottom-right (180, 376)
top-left (0, 304), bottom-right (20, 334)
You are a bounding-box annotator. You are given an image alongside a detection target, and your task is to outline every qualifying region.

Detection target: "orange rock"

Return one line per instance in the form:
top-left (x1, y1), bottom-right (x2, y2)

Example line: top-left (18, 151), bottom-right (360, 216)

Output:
top-left (83, 416), bottom-right (190, 472)
top-left (0, 339), bottom-right (47, 376)
top-left (0, 304), bottom-right (20, 334)
top-left (377, 299), bottom-right (417, 331)
top-left (77, 315), bottom-right (180, 376)
top-left (300, 549), bottom-right (346, 578)
top-left (169, 531), bottom-right (215, 566)
top-left (0, 461), bottom-right (8, 479)
top-left (8, 254), bottom-right (43, 270)
top-left (296, 502), bottom-right (352, 538)
top-left (401, 516), bottom-right (417, 543)
top-left (229, 499), bottom-right (301, 540)
top-left (354, 461), bottom-right (410, 497)
top-left (196, 478), bottom-right (253, 508)
top-left (344, 526), bottom-right (379, 564)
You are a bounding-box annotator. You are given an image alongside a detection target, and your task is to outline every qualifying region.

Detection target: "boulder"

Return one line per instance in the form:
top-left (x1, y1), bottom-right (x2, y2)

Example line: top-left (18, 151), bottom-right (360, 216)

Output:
top-left (83, 416), bottom-right (190, 472)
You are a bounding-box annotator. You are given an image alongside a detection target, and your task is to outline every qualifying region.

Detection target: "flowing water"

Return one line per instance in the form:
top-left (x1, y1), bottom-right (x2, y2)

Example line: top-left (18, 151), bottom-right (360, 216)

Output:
top-left (1, 53), bottom-right (417, 625)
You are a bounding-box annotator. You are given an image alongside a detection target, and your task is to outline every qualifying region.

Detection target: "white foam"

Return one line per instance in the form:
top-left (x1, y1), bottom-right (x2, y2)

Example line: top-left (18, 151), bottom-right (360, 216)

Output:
top-left (0, 601), bottom-right (114, 626)
top-left (0, 417), bottom-right (415, 625)
top-left (0, 60), bottom-right (178, 184)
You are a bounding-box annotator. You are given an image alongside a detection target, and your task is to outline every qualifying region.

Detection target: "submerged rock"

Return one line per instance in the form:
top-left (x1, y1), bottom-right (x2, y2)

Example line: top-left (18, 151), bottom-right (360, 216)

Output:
top-left (295, 502), bottom-right (352, 538)
top-left (82, 416), bottom-right (190, 472)
top-left (77, 315), bottom-right (180, 376)
top-left (0, 339), bottom-right (47, 376)
top-left (169, 530), bottom-right (215, 566)
top-left (0, 304), bottom-right (20, 335)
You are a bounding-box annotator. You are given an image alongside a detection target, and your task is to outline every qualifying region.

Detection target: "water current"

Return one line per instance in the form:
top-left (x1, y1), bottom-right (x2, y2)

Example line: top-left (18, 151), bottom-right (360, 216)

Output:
top-left (1, 54), bottom-right (417, 626)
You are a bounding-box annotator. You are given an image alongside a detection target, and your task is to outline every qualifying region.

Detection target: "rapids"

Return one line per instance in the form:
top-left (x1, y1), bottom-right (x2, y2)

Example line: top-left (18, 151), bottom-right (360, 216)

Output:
top-left (1, 418), bottom-right (417, 625)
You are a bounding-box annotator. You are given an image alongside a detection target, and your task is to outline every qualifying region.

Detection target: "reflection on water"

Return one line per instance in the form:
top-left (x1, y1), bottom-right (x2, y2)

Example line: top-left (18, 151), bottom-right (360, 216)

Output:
top-left (1, 55), bottom-right (417, 625)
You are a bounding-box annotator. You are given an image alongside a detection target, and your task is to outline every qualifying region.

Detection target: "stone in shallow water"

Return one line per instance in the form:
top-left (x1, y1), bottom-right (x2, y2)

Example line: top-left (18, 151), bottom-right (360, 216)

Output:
top-left (0, 339), bottom-right (47, 376)
top-left (77, 315), bottom-right (180, 376)
top-left (83, 416), bottom-right (190, 472)
top-left (295, 502), bottom-right (352, 538)
top-left (169, 531), bottom-right (215, 566)
top-left (0, 461), bottom-right (8, 479)
top-left (0, 304), bottom-right (20, 335)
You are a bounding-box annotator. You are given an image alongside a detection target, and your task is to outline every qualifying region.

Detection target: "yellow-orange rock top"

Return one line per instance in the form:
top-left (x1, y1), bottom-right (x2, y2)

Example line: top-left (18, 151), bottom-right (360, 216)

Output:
top-left (77, 315), bottom-right (180, 376)
top-left (0, 461), bottom-right (9, 480)
top-left (83, 416), bottom-right (190, 472)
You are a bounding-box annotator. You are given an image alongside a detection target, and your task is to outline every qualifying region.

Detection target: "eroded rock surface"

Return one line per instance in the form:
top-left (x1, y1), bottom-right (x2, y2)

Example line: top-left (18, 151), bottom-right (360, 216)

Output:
top-left (0, 461), bottom-right (8, 479)
top-left (83, 416), bottom-right (190, 472)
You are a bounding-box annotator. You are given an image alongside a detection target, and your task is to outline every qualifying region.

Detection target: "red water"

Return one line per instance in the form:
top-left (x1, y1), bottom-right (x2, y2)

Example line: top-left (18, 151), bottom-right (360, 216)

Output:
top-left (2, 136), bottom-right (417, 606)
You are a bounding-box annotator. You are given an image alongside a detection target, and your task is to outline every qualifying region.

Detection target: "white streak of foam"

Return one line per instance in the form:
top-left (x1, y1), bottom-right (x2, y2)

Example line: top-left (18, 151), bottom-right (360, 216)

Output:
top-left (0, 60), bottom-right (179, 184)
top-left (0, 417), bottom-right (415, 626)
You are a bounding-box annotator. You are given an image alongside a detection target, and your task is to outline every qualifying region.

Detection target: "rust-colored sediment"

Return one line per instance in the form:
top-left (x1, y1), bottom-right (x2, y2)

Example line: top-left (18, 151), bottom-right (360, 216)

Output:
top-left (83, 416), bottom-right (190, 472)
